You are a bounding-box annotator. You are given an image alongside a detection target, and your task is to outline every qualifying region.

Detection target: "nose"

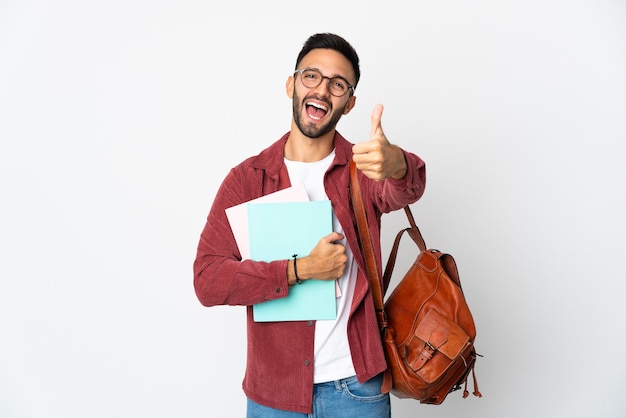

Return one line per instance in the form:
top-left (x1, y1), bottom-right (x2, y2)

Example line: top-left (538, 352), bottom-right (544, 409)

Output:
top-left (313, 77), bottom-right (333, 96)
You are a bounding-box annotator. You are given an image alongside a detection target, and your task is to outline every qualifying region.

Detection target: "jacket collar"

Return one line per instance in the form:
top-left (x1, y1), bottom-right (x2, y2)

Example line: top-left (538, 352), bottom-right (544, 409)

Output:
top-left (251, 131), bottom-right (352, 180)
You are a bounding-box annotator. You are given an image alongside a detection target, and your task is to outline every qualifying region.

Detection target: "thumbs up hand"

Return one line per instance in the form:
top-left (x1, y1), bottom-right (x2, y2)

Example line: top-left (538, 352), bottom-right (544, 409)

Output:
top-left (351, 104), bottom-right (408, 180)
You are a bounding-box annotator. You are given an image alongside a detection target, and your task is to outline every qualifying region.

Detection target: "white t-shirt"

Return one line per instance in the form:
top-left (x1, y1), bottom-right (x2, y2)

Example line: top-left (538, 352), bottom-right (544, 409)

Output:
top-left (284, 150), bottom-right (357, 383)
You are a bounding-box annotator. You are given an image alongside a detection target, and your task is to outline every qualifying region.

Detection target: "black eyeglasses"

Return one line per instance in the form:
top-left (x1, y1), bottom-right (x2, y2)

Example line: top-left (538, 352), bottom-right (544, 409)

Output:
top-left (294, 68), bottom-right (355, 97)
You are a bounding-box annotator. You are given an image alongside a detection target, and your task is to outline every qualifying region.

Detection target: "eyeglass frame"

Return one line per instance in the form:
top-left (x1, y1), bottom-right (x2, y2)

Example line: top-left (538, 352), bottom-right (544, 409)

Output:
top-left (293, 68), bottom-right (355, 97)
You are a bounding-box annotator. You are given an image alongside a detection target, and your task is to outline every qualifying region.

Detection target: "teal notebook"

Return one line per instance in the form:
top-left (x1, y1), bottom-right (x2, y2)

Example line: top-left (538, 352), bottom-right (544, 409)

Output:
top-left (247, 200), bottom-right (337, 322)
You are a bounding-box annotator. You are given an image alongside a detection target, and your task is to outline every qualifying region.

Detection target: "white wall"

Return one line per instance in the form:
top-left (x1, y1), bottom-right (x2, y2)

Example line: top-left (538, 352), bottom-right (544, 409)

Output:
top-left (1, 1), bottom-right (625, 417)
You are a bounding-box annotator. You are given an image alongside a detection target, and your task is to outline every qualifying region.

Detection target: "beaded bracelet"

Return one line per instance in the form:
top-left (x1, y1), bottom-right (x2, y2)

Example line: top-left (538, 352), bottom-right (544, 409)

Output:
top-left (292, 253), bottom-right (302, 284)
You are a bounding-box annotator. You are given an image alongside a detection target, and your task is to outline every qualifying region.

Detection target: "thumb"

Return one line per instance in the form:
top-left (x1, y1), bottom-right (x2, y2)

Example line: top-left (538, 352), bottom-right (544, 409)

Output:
top-left (326, 231), bottom-right (345, 243)
top-left (370, 104), bottom-right (385, 140)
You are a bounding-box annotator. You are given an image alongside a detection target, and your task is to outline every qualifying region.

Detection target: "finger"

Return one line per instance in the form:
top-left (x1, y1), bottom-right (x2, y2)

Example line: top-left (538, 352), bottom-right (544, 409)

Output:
top-left (352, 140), bottom-right (376, 157)
top-left (370, 104), bottom-right (384, 139)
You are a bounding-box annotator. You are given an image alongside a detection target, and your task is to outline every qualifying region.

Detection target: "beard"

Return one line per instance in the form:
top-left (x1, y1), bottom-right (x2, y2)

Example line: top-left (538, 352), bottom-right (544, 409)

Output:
top-left (292, 90), bottom-right (347, 139)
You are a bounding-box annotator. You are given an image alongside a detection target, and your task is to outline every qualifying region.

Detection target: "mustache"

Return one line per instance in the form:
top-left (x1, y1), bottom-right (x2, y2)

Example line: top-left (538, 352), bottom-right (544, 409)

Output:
top-left (303, 94), bottom-right (332, 110)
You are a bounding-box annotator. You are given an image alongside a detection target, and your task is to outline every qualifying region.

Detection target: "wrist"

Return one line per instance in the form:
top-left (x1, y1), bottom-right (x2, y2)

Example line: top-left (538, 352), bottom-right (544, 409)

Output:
top-left (390, 147), bottom-right (408, 179)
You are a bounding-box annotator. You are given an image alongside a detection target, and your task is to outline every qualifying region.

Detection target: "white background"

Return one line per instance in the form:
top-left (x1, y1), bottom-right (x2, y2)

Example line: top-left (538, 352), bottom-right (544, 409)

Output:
top-left (1, 1), bottom-right (625, 417)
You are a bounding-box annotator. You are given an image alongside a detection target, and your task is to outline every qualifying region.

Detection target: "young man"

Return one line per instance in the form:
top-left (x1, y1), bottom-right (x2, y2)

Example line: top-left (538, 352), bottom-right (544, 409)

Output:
top-left (193, 33), bottom-right (426, 417)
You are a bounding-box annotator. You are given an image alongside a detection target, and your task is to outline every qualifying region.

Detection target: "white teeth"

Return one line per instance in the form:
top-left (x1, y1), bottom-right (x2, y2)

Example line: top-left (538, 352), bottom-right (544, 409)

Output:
top-left (306, 101), bottom-right (328, 111)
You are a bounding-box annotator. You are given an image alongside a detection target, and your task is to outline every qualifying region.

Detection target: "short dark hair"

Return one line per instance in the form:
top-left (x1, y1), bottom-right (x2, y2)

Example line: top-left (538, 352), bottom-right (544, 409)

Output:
top-left (295, 33), bottom-right (360, 89)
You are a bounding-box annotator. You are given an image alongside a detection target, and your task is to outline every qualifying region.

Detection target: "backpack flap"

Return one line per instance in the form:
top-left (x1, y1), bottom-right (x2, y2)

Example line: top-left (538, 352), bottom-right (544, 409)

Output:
top-left (408, 308), bottom-right (470, 383)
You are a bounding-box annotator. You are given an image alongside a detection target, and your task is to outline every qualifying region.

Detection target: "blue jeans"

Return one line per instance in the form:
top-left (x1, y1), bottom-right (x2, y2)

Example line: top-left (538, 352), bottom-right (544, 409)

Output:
top-left (246, 374), bottom-right (391, 418)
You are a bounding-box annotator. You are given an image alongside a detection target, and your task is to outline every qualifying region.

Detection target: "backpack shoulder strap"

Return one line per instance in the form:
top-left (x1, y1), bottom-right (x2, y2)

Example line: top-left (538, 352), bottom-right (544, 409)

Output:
top-left (349, 161), bottom-right (386, 322)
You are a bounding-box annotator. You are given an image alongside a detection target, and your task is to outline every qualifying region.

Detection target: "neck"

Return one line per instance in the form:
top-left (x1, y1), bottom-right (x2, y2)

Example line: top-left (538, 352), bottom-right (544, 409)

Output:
top-left (284, 126), bottom-right (336, 162)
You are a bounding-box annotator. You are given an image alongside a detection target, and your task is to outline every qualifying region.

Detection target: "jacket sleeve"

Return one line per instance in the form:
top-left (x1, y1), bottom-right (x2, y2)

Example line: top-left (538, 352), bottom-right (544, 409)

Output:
top-left (193, 167), bottom-right (290, 307)
top-left (371, 149), bottom-right (426, 213)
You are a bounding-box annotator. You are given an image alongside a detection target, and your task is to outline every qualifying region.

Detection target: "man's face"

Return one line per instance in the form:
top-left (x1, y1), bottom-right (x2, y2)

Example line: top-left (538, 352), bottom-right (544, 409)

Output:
top-left (289, 49), bottom-right (356, 139)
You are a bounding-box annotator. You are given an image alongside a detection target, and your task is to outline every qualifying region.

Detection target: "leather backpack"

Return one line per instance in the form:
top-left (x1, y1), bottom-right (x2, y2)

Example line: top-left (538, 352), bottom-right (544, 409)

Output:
top-left (349, 161), bottom-right (482, 404)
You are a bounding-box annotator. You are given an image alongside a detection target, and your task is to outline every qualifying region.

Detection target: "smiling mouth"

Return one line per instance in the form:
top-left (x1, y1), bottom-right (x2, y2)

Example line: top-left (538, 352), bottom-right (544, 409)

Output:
top-left (306, 101), bottom-right (328, 120)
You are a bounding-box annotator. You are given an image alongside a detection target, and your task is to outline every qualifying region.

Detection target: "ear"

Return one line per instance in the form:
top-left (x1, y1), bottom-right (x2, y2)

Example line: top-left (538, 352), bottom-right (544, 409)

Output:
top-left (342, 95), bottom-right (357, 115)
top-left (286, 76), bottom-right (295, 99)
